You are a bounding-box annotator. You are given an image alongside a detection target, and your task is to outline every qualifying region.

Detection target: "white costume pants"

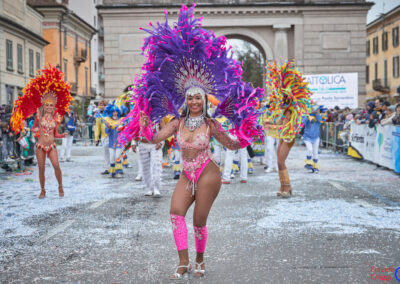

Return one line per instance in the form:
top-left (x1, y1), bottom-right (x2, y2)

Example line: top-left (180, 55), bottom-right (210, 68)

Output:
top-left (266, 136), bottom-right (278, 170)
top-left (304, 138), bottom-right (320, 160)
top-left (212, 143), bottom-right (223, 166)
top-left (222, 148), bottom-right (248, 181)
top-left (139, 143), bottom-right (162, 191)
top-left (109, 147), bottom-right (123, 165)
top-left (60, 135), bottom-right (73, 160)
top-left (102, 137), bottom-right (110, 166)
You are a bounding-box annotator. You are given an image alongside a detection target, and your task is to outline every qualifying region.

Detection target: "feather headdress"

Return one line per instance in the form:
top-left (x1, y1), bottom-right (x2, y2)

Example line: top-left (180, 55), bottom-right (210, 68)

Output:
top-left (11, 66), bottom-right (72, 133)
top-left (118, 4), bottom-right (265, 146)
top-left (266, 61), bottom-right (312, 140)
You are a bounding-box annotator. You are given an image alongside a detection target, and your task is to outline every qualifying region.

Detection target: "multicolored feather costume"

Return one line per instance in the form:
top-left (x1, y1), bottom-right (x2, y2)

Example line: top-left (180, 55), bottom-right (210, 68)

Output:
top-left (266, 61), bottom-right (312, 140)
top-left (10, 66), bottom-right (72, 134)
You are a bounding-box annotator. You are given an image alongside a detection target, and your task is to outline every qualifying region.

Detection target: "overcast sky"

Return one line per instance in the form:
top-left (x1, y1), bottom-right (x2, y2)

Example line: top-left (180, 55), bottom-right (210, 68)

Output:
top-left (367, 0), bottom-right (400, 23)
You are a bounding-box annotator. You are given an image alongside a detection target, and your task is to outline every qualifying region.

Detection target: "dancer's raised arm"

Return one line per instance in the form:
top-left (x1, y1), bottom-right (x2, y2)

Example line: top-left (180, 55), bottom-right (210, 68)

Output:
top-left (140, 111), bottom-right (179, 143)
top-left (209, 119), bottom-right (248, 150)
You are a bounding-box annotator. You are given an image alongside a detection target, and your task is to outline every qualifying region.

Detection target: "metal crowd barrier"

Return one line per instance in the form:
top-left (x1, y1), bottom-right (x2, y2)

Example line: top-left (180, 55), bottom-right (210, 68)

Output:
top-left (319, 122), bottom-right (349, 153)
top-left (72, 122), bottom-right (95, 145)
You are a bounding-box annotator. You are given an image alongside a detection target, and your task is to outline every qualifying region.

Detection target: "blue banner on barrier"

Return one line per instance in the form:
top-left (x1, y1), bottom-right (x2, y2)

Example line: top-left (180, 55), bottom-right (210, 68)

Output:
top-left (392, 127), bottom-right (400, 173)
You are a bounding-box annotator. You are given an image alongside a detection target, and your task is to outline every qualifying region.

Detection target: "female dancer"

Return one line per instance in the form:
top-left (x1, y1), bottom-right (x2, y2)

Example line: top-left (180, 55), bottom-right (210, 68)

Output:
top-left (32, 94), bottom-right (67, 198)
top-left (11, 66), bottom-right (72, 199)
top-left (264, 61), bottom-right (312, 198)
top-left (118, 5), bottom-right (264, 279)
top-left (140, 91), bottom-right (254, 279)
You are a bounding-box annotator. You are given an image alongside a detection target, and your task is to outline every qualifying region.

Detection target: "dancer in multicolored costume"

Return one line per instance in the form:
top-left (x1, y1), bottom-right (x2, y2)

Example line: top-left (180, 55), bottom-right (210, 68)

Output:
top-left (264, 61), bottom-right (312, 198)
top-left (118, 5), bottom-right (264, 279)
top-left (104, 102), bottom-right (124, 178)
top-left (11, 66), bottom-right (72, 198)
top-left (303, 105), bottom-right (327, 173)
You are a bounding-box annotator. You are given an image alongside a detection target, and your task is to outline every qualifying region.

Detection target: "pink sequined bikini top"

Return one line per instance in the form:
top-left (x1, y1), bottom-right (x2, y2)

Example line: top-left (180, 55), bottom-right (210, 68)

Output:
top-left (177, 120), bottom-right (210, 150)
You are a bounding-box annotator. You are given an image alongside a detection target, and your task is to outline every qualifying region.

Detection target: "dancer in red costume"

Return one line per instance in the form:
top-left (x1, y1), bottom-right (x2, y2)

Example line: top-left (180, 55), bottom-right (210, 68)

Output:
top-left (11, 66), bottom-right (72, 199)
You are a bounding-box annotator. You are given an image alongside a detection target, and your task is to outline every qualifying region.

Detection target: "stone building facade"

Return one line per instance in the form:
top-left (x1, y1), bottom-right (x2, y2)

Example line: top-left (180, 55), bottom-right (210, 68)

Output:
top-left (366, 5), bottom-right (400, 102)
top-left (0, 0), bottom-right (48, 105)
top-left (28, 0), bottom-right (97, 100)
top-left (98, 0), bottom-right (371, 105)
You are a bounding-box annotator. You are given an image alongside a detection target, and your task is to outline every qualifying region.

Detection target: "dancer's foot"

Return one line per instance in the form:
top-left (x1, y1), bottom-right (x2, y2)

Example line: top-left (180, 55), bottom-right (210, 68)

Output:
top-left (144, 189), bottom-right (153, 196)
top-left (170, 263), bottom-right (191, 280)
top-left (280, 184), bottom-right (292, 198)
top-left (39, 189), bottom-right (46, 199)
top-left (101, 170), bottom-right (109, 175)
top-left (58, 185), bottom-right (64, 197)
top-left (194, 261), bottom-right (205, 277)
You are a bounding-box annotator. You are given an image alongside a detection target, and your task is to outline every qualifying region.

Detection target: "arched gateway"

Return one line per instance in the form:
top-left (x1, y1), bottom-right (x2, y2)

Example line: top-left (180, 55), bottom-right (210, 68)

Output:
top-left (98, 1), bottom-right (371, 104)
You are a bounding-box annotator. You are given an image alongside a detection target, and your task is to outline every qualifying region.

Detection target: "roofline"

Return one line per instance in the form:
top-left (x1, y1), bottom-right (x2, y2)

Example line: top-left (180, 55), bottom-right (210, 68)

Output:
top-left (367, 4), bottom-right (400, 28)
top-left (27, 3), bottom-right (45, 17)
top-left (0, 14), bottom-right (49, 46)
top-left (97, 2), bottom-right (373, 10)
top-left (32, 5), bottom-right (97, 34)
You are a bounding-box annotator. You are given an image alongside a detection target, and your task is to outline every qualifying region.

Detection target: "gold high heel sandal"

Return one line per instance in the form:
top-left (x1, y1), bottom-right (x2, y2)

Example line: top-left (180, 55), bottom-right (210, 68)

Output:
top-left (278, 169), bottom-right (292, 198)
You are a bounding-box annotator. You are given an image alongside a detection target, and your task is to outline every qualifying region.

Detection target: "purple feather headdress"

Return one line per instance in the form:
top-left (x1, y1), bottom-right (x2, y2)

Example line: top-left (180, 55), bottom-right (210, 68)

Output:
top-left (138, 4), bottom-right (241, 119)
top-left (118, 4), bottom-right (265, 146)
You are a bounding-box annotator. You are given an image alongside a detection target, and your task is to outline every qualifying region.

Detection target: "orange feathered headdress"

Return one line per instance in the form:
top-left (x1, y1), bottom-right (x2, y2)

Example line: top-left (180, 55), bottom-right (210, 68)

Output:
top-left (11, 65), bottom-right (72, 133)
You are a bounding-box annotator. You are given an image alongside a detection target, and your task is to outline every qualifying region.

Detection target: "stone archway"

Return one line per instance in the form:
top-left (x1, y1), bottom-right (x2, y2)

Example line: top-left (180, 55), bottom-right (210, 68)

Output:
top-left (214, 27), bottom-right (274, 62)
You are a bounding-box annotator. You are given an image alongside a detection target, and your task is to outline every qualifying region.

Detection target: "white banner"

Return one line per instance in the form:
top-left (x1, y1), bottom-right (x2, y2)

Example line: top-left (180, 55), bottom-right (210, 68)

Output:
top-left (304, 73), bottom-right (358, 109)
top-left (348, 123), bottom-right (400, 173)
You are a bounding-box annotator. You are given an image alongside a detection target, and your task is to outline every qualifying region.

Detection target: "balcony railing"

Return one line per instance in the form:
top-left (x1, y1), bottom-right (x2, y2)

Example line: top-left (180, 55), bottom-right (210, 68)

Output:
top-left (372, 79), bottom-right (390, 93)
top-left (70, 83), bottom-right (77, 95)
top-left (74, 49), bottom-right (87, 63)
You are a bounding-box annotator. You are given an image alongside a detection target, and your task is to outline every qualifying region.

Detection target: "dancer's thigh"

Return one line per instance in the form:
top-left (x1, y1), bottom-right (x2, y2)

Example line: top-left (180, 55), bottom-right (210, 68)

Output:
top-left (36, 149), bottom-right (46, 170)
top-left (170, 173), bottom-right (195, 216)
top-left (193, 162), bottom-right (221, 227)
top-left (277, 139), bottom-right (295, 169)
top-left (48, 149), bottom-right (61, 171)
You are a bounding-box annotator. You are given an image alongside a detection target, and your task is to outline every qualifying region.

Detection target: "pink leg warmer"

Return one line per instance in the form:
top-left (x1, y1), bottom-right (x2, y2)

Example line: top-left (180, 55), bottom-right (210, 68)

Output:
top-left (194, 226), bottom-right (208, 253)
top-left (170, 214), bottom-right (188, 251)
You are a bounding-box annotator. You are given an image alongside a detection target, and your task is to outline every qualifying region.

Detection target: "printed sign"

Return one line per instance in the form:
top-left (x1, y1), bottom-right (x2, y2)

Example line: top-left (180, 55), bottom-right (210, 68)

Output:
top-left (304, 73), bottom-right (358, 109)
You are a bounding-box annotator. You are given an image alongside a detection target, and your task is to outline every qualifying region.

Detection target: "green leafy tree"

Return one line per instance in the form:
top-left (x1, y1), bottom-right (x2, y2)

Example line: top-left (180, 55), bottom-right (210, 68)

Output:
top-left (236, 42), bottom-right (265, 88)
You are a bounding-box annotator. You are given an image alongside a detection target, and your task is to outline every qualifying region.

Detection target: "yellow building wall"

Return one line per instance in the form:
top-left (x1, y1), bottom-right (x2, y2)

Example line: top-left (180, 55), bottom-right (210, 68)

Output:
top-left (43, 29), bottom-right (60, 68)
top-left (366, 15), bottom-right (400, 100)
top-left (42, 28), bottom-right (91, 99)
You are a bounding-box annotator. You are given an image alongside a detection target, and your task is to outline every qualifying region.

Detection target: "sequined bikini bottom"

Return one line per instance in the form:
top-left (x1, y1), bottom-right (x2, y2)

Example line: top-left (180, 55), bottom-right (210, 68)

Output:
top-left (36, 142), bottom-right (56, 155)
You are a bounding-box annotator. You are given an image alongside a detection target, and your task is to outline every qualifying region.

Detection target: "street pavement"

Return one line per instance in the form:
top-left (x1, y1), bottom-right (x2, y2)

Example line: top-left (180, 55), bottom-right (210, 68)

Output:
top-left (0, 144), bottom-right (399, 284)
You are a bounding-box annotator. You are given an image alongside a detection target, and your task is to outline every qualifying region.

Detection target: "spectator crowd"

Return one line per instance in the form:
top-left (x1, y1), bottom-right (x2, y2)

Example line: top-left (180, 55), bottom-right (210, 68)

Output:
top-left (1, 98), bottom-right (400, 173)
